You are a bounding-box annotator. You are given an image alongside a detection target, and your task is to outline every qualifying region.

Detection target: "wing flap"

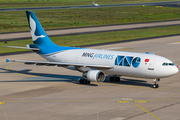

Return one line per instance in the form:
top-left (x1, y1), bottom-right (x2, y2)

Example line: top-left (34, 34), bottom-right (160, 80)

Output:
top-left (6, 59), bottom-right (113, 69)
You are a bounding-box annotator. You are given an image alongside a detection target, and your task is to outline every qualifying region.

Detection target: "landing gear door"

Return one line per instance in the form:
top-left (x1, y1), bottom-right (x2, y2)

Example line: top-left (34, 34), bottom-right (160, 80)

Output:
top-left (148, 59), bottom-right (155, 70)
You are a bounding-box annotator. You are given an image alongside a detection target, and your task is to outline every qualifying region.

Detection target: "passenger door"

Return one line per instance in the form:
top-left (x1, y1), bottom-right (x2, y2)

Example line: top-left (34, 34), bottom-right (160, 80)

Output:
top-left (148, 59), bottom-right (155, 70)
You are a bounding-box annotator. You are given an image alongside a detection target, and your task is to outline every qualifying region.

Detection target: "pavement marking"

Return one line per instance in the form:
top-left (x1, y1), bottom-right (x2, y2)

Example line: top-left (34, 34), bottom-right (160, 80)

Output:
top-left (49, 99), bottom-right (115, 102)
top-left (116, 100), bottom-right (147, 103)
top-left (168, 43), bottom-right (179, 44)
top-left (4, 99), bottom-right (116, 103)
top-left (4, 101), bottom-right (19, 103)
top-left (106, 47), bottom-right (125, 50)
top-left (111, 117), bottom-right (125, 120)
top-left (0, 102), bottom-right (5, 104)
top-left (148, 98), bottom-right (180, 102)
top-left (105, 47), bottom-right (135, 51)
top-left (116, 100), bottom-right (130, 103)
top-left (134, 100), bottom-right (147, 103)
top-left (0, 102), bottom-right (8, 120)
top-left (119, 48), bottom-right (135, 51)
top-left (134, 103), bottom-right (161, 120)
top-left (168, 41), bottom-right (180, 44)
top-left (2, 99), bottom-right (146, 104)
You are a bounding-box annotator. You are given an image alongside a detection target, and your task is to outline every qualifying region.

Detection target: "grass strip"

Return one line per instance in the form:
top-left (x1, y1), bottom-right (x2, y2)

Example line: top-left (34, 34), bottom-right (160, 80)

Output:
top-left (1, 25), bottom-right (180, 54)
top-left (1, 6), bottom-right (180, 33)
top-left (0, 0), bottom-right (178, 8)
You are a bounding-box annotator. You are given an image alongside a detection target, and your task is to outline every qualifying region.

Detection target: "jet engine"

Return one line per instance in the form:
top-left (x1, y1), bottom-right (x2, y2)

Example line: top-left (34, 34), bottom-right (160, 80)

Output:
top-left (83, 70), bottom-right (105, 82)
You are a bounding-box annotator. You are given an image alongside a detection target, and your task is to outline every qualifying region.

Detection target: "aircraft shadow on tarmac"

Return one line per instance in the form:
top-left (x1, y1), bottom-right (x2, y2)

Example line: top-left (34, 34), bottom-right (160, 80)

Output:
top-left (104, 78), bottom-right (152, 88)
top-left (0, 68), bottom-right (153, 88)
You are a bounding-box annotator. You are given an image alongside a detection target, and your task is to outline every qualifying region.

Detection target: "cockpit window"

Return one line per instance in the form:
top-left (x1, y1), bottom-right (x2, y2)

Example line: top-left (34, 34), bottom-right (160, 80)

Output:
top-left (169, 63), bottom-right (175, 66)
top-left (162, 63), bottom-right (175, 66)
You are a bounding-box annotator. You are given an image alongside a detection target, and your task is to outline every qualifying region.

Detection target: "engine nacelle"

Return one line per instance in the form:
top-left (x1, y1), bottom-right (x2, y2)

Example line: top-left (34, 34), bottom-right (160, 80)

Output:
top-left (83, 70), bottom-right (105, 82)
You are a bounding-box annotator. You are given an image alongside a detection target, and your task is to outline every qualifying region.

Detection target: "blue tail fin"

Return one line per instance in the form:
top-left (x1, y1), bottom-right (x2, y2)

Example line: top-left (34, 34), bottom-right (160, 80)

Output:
top-left (26, 11), bottom-right (57, 46)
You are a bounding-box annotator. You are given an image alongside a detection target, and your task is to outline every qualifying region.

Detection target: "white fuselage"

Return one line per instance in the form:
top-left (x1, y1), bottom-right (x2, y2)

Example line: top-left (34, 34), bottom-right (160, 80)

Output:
top-left (40, 48), bottom-right (179, 79)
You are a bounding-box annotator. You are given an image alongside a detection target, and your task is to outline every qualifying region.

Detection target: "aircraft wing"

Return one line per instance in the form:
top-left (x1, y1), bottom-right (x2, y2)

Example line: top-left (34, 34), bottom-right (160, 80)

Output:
top-left (6, 59), bottom-right (113, 69)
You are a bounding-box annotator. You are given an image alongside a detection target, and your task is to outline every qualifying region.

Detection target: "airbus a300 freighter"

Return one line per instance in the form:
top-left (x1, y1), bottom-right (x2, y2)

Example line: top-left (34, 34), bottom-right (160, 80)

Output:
top-left (5, 11), bottom-right (179, 88)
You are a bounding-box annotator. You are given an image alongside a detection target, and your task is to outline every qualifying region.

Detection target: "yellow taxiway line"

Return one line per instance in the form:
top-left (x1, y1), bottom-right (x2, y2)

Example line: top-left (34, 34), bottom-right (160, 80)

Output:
top-left (134, 103), bottom-right (161, 120)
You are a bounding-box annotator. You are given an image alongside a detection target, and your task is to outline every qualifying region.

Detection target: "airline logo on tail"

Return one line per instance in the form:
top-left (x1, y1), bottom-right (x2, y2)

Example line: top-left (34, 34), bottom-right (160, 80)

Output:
top-left (29, 15), bottom-right (45, 41)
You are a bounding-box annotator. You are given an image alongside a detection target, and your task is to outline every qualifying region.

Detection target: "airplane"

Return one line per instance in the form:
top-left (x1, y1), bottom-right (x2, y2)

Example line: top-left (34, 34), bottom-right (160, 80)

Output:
top-left (92, 2), bottom-right (99, 7)
top-left (5, 11), bottom-right (179, 88)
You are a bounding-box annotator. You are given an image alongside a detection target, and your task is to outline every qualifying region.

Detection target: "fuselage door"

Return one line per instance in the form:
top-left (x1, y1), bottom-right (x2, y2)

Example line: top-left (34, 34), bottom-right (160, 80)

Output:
top-left (148, 59), bottom-right (155, 70)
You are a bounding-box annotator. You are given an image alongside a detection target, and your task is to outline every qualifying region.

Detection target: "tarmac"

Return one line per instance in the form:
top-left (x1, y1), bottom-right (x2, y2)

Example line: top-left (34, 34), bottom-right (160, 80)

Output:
top-left (0, 35), bottom-right (179, 120)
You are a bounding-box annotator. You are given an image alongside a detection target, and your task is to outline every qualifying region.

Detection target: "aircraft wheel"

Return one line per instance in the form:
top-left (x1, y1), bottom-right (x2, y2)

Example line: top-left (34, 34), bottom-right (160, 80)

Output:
top-left (79, 79), bottom-right (84, 84)
top-left (116, 77), bottom-right (120, 82)
top-left (113, 77), bottom-right (117, 81)
top-left (109, 76), bottom-right (120, 82)
top-left (79, 78), bottom-right (90, 84)
top-left (86, 80), bottom-right (90, 84)
top-left (109, 77), bottom-right (113, 82)
top-left (153, 84), bottom-right (159, 88)
top-left (79, 78), bottom-right (86, 84)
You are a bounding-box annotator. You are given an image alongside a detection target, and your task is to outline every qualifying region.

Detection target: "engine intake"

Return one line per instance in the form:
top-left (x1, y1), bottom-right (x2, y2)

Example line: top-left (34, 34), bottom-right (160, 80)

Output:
top-left (83, 70), bottom-right (105, 82)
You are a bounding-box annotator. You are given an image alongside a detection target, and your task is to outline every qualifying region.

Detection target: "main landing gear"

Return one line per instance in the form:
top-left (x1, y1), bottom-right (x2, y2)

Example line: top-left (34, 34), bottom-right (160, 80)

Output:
top-left (109, 76), bottom-right (120, 82)
top-left (153, 78), bottom-right (160, 88)
top-left (79, 78), bottom-right (91, 84)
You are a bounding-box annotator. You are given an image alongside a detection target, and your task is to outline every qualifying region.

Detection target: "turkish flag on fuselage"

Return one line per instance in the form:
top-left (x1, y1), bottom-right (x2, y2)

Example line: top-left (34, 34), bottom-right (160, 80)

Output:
top-left (145, 59), bottom-right (149, 62)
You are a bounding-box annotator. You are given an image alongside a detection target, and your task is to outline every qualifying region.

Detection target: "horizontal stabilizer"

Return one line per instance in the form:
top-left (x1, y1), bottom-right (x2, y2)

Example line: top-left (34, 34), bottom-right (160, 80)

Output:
top-left (3, 46), bottom-right (39, 50)
top-left (6, 59), bottom-right (113, 69)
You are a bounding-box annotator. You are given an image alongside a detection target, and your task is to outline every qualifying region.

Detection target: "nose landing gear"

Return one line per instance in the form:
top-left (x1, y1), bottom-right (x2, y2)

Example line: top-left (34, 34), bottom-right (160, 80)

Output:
top-left (153, 78), bottom-right (160, 88)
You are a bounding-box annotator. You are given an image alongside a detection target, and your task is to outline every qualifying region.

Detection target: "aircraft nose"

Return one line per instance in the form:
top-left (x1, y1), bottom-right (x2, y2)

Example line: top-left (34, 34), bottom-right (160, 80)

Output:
top-left (172, 66), bottom-right (179, 75)
top-left (164, 65), bottom-right (179, 77)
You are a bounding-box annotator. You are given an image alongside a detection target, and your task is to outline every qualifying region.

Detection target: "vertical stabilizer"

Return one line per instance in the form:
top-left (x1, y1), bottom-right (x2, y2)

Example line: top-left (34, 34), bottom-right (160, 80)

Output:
top-left (26, 11), bottom-right (57, 46)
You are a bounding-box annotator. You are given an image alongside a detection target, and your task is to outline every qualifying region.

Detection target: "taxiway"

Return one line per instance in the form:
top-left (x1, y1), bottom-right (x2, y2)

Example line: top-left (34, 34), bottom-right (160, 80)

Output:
top-left (1, 20), bottom-right (180, 42)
